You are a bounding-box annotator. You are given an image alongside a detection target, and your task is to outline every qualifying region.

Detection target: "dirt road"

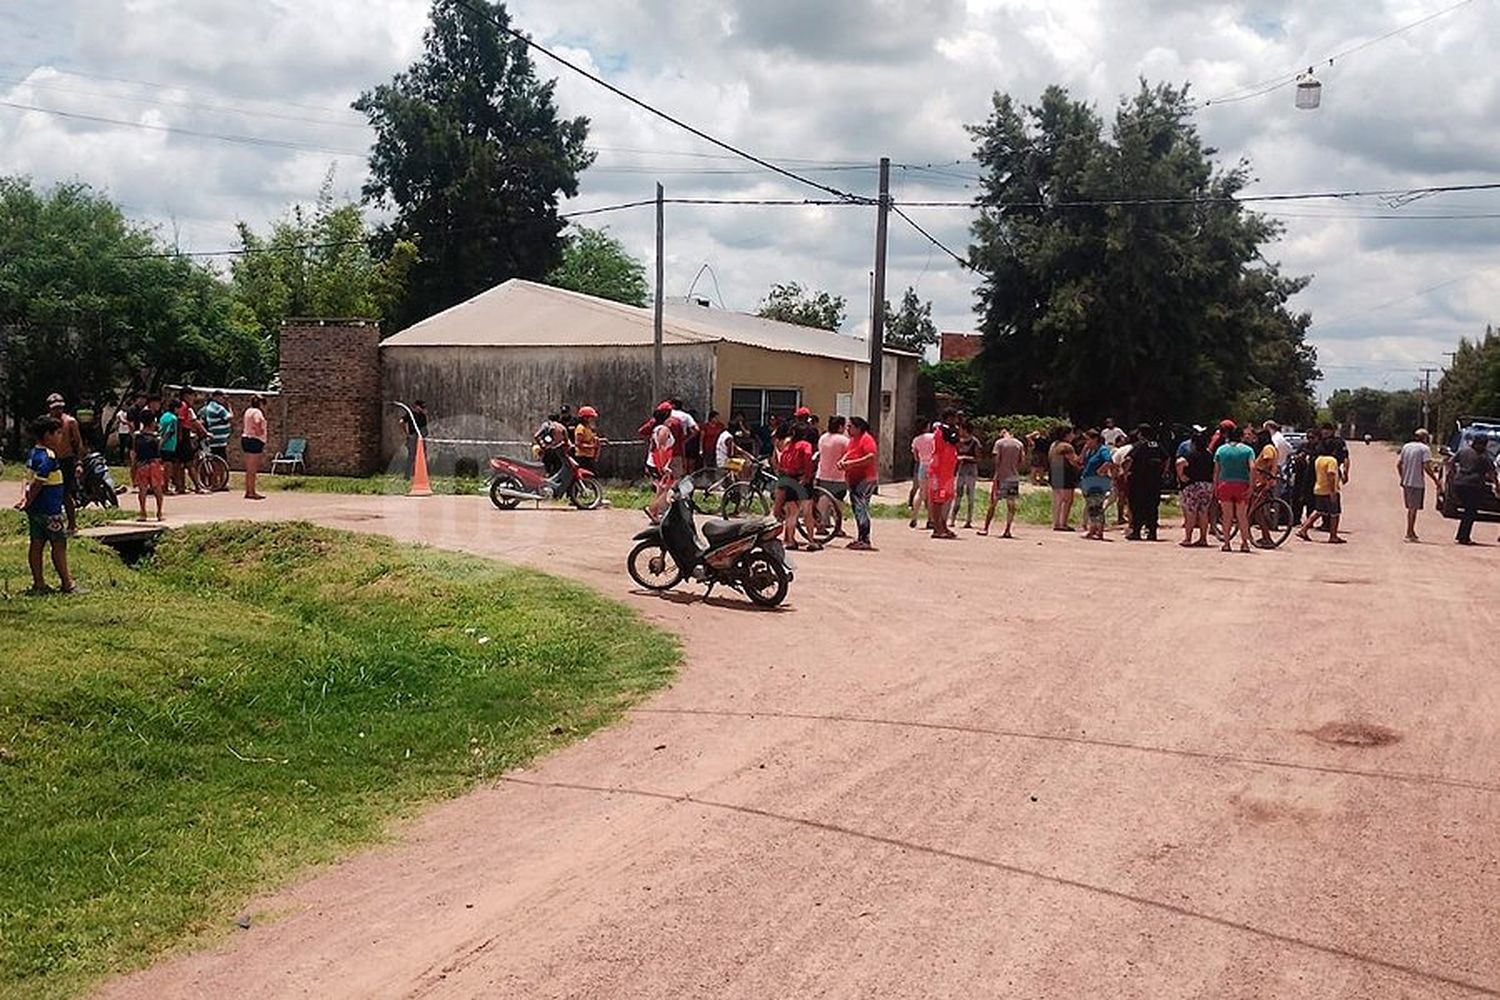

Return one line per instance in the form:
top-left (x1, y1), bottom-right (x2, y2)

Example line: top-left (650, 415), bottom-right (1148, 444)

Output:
top-left (97, 468), bottom-right (1500, 999)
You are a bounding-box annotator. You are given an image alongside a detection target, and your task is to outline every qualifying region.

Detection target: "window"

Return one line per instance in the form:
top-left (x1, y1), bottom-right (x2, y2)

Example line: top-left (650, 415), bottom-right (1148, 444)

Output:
top-left (730, 387), bottom-right (801, 428)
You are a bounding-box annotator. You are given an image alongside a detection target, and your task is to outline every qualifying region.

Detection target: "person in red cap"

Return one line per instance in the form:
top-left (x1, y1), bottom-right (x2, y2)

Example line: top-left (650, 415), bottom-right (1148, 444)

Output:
top-left (574, 406), bottom-right (603, 472)
top-left (1208, 417), bottom-right (1236, 454)
top-left (639, 402), bottom-right (686, 480)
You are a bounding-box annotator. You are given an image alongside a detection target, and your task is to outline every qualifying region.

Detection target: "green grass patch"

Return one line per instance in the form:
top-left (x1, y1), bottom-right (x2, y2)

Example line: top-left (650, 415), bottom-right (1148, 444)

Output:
top-left (0, 519), bottom-right (678, 1000)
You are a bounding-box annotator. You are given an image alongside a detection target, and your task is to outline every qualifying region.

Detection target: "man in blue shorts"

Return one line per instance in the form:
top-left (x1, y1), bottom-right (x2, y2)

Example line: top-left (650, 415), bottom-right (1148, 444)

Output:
top-left (15, 416), bottom-right (76, 594)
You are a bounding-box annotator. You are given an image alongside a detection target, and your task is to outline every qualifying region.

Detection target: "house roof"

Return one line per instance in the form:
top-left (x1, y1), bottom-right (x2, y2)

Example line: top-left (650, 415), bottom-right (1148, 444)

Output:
top-left (381, 279), bottom-right (915, 362)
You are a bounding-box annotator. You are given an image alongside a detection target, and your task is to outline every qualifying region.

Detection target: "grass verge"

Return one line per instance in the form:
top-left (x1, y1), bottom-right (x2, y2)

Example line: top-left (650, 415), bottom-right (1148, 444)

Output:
top-left (0, 519), bottom-right (678, 1000)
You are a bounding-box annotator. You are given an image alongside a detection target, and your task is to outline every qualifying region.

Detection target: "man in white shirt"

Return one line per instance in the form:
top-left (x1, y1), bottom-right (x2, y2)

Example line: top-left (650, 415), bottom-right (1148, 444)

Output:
top-left (1396, 428), bottom-right (1440, 542)
top-left (1265, 420), bottom-right (1293, 471)
top-left (1101, 418), bottom-right (1126, 448)
top-left (714, 424), bottom-right (738, 469)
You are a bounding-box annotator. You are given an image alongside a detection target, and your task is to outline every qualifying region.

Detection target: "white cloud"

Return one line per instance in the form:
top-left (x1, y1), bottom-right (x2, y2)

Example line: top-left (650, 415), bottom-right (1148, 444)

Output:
top-left (4, 0), bottom-right (1497, 394)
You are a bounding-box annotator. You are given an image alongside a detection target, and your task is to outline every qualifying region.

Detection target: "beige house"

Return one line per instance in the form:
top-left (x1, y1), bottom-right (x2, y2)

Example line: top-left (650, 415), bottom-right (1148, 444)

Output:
top-left (380, 280), bottom-right (920, 479)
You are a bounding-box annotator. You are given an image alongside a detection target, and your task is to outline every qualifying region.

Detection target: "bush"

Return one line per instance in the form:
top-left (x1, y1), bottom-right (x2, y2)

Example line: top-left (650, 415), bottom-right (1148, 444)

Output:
top-left (453, 456), bottom-right (480, 479)
top-left (966, 413), bottom-right (1069, 443)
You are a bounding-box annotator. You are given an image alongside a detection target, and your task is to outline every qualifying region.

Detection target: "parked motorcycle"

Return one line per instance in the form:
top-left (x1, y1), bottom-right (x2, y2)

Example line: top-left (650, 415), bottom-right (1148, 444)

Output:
top-left (627, 480), bottom-right (794, 607)
top-left (76, 451), bottom-right (126, 509)
top-left (488, 451), bottom-right (603, 510)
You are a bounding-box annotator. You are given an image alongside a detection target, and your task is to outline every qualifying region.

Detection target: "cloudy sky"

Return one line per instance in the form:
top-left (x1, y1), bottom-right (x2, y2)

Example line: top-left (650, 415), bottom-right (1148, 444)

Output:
top-left (5, 0), bottom-right (1497, 394)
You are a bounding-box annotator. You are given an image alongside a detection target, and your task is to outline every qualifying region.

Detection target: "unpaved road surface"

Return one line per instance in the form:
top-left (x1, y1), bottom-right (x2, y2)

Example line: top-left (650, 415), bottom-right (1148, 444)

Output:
top-left (97, 471), bottom-right (1500, 999)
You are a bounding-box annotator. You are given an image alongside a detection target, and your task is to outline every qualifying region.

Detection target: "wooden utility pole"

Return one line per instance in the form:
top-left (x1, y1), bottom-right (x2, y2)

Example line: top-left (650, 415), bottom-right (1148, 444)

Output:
top-left (653, 182), bottom-right (665, 405)
top-left (1419, 367), bottom-right (1438, 432)
top-left (867, 158), bottom-right (891, 442)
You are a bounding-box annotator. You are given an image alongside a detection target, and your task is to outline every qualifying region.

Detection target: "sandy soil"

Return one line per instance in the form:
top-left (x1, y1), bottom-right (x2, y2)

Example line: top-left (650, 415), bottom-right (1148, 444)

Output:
top-left (95, 465), bottom-right (1500, 999)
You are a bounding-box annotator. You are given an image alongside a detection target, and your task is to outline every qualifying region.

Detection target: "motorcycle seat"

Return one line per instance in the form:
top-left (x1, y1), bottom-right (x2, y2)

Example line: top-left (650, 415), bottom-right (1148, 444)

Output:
top-left (702, 518), bottom-right (768, 543)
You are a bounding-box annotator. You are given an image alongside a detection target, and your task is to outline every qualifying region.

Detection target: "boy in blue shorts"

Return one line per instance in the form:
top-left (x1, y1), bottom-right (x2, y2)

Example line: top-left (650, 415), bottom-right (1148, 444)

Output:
top-left (15, 416), bottom-right (77, 594)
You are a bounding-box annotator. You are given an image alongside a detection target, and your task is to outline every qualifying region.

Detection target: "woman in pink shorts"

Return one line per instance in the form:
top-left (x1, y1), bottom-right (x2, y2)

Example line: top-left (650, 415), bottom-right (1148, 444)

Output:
top-left (1212, 423), bottom-right (1256, 553)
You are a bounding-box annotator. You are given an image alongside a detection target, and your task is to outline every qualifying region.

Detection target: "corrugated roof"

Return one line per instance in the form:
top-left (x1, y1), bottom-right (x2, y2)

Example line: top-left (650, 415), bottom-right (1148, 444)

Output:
top-left (381, 279), bottom-right (914, 362)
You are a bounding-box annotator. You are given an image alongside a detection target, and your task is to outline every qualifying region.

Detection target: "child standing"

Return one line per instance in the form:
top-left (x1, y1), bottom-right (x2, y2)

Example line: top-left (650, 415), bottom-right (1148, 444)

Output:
top-left (132, 397), bottom-right (166, 521)
top-left (1296, 439), bottom-right (1346, 544)
top-left (16, 416), bottom-right (77, 594)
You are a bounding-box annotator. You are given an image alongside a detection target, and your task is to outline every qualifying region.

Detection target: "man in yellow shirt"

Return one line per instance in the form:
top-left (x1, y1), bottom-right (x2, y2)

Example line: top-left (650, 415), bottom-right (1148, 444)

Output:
top-left (1296, 439), bottom-right (1345, 544)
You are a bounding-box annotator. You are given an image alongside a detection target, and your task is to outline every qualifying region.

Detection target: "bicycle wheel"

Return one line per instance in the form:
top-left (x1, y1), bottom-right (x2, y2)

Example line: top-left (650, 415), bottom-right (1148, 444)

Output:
top-left (202, 454), bottom-right (230, 492)
top-left (721, 482), bottom-right (769, 518)
top-left (685, 468), bottom-right (727, 514)
top-left (1207, 499), bottom-right (1237, 541)
top-left (1252, 497), bottom-right (1294, 548)
top-left (798, 488), bottom-right (843, 544)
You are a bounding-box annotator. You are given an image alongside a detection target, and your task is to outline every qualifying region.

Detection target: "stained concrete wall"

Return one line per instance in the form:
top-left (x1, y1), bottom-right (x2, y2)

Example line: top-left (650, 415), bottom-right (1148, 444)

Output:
top-left (380, 342), bottom-right (716, 479)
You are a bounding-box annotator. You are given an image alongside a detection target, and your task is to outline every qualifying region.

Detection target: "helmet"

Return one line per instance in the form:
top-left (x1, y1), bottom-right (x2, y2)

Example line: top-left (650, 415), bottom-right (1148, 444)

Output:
top-left (577, 405), bottom-right (598, 419)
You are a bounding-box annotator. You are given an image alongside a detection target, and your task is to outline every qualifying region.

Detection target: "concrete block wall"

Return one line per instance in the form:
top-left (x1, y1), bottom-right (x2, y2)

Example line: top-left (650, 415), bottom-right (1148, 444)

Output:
top-left (279, 320), bottom-right (382, 476)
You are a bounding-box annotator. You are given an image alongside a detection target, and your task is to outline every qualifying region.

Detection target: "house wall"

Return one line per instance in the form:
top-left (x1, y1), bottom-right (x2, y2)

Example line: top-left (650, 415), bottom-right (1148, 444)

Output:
top-left (712, 341), bottom-right (863, 424)
top-left (380, 342), bottom-right (715, 479)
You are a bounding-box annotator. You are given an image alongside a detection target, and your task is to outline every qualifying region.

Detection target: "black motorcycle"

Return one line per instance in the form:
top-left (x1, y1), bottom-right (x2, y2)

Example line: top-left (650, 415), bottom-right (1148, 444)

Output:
top-left (76, 451), bottom-right (125, 509)
top-left (627, 481), bottom-right (794, 607)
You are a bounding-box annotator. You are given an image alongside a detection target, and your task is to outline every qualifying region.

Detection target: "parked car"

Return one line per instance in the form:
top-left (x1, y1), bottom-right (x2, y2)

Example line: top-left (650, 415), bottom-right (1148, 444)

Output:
top-left (1438, 417), bottom-right (1500, 521)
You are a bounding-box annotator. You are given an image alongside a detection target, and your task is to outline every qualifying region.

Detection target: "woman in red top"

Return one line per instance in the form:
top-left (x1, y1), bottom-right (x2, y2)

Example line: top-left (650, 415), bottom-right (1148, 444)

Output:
top-left (774, 420), bottom-right (821, 551)
top-left (839, 416), bottom-right (878, 550)
top-left (926, 410), bottom-right (960, 539)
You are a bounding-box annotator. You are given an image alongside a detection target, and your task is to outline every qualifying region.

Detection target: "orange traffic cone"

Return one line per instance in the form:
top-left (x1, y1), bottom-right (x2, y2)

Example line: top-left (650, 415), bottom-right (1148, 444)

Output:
top-left (408, 437), bottom-right (433, 497)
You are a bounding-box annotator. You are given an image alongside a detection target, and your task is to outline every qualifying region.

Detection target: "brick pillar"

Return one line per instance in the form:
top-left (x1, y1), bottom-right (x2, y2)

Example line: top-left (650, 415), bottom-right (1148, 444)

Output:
top-left (279, 320), bottom-right (382, 476)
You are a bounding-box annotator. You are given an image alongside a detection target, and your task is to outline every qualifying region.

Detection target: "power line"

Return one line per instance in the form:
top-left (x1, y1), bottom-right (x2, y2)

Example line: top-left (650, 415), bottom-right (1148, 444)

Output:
top-left (896, 180), bottom-right (1500, 209)
top-left (445, 0), bottom-right (871, 204)
top-left (0, 99), bottom-right (368, 157)
top-left (891, 204), bottom-right (971, 270)
top-left (0, 75), bottom-right (372, 129)
top-left (1202, 0), bottom-right (1482, 107)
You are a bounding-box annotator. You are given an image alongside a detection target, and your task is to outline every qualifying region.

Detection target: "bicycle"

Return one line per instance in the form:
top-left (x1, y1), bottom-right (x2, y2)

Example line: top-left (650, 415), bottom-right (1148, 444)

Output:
top-left (193, 443), bottom-right (231, 492)
top-left (719, 458), bottom-right (843, 544)
top-left (1209, 482), bottom-right (1294, 548)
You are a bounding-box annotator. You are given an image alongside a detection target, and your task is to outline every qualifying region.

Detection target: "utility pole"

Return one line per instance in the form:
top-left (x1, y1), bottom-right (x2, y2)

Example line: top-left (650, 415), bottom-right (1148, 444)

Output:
top-left (1419, 367), bottom-right (1438, 433)
top-left (653, 182), bottom-right (665, 405)
top-left (867, 157), bottom-right (891, 443)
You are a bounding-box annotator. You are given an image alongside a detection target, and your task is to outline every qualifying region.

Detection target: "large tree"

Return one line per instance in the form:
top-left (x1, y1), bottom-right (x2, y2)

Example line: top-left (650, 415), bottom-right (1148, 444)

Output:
top-left (0, 178), bottom-right (263, 451)
top-left (969, 82), bottom-right (1318, 426)
top-left (544, 225), bottom-right (648, 306)
top-left (1435, 327), bottom-right (1500, 435)
top-left (883, 286), bottom-right (939, 353)
top-left (755, 282), bottom-right (845, 331)
top-left (354, 0), bottom-right (594, 329)
top-left (229, 175), bottom-right (416, 350)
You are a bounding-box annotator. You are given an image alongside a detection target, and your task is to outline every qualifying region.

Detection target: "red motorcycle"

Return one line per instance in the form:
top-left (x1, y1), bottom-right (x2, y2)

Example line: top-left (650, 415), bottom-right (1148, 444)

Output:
top-left (488, 450), bottom-right (603, 510)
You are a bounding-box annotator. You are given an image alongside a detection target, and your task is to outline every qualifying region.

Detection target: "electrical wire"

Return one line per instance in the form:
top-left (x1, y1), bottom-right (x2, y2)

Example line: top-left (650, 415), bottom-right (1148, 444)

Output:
top-left (0, 99), bottom-right (368, 156)
top-left (891, 204), bottom-right (972, 270)
top-left (0, 74), bottom-right (372, 129)
top-left (444, 0), bottom-right (871, 203)
top-left (896, 180), bottom-right (1500, 209)
top-left (1201, 0), bottom-right (1482, 107)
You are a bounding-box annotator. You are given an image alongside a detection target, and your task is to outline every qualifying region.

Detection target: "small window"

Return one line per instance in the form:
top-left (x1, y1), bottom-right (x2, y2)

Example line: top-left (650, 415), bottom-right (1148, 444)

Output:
top-left (731, 387), bottom-right (802, 427)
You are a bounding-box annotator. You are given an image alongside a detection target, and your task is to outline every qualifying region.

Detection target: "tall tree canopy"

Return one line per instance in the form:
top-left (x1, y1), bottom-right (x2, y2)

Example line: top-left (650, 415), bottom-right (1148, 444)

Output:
top-left (1435, 327), bottom-right (1500, 435)
top-left (969, 82), bottom-right (1319, 426)
top-left (756, 282), bottom-right (846, 331)
top-left (0, 178), bottom-right (263, 450)
top-left (883, 287), bottom-right (939, 353)
top-left (229, 175), bottom-right (416, 351)
top-left (354, 0), bottom-right (593, 329)
top-left (544, 225), bottom-right (648, 306)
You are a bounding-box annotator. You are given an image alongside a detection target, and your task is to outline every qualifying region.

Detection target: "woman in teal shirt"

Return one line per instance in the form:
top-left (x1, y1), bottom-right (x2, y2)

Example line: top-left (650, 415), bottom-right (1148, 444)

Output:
top-left (1079, 429), bottom-right (1114, 540)
top-left (1213, 424), bottom-right (1256, 552)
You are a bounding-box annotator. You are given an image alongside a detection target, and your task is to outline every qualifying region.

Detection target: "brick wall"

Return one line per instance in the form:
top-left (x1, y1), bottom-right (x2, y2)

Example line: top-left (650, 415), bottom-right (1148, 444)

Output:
top-left (939, 332), bottom-right (982, 362)
top-left (279, 320), bottom-right (382, 476)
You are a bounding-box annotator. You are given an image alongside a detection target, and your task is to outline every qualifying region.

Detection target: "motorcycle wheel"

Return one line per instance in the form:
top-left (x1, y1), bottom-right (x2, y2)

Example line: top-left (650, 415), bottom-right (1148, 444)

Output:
top-left (489, 473), bottom-right (525, 510)
top-left (740, 550), bottom-right (789, 608)
top-left (627, 540), bottom-right (682, 591)
top-left (98, 483), bottom-right (119, 508)
top-left (720, 482), bottom-right (769, 519)
top-left (568, 477), bottom-right (604, 510)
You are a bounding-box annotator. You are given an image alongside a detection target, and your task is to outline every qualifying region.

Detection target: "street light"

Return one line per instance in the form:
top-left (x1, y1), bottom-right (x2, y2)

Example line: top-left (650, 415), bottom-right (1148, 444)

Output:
top-left (1295, 70), bottom-right (1322, 110)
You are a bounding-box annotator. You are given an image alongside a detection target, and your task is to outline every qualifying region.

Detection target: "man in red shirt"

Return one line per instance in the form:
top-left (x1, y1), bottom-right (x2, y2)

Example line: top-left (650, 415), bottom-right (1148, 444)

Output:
top-left (840, 415), bottom-right (879, 550)
top-left (774, 418), bottom-right (821, 550)
top-left (700, 410), bottom-right (726, 469)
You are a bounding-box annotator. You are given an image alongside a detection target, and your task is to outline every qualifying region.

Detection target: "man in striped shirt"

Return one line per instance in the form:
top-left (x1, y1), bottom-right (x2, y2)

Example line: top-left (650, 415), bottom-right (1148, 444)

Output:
top-left (201, 391), bottom-right (235, 490)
